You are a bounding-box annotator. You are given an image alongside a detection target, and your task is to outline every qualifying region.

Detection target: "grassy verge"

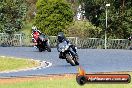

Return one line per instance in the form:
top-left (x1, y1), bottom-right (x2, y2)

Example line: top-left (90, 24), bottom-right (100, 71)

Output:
top-left (0, 73), bottom-right (131, 88)
top-left (0, 56), bottom-right (39, 71)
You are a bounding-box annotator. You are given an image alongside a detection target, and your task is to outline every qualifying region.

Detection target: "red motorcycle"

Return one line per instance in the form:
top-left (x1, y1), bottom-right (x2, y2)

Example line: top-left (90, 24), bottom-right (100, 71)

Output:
top-left (36, 34), bottom-right (51, 52)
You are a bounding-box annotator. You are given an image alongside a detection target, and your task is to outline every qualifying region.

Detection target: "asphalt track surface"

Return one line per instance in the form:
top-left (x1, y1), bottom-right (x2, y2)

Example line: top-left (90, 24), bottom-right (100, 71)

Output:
top-left (0, 47), bottom-right (132, 77)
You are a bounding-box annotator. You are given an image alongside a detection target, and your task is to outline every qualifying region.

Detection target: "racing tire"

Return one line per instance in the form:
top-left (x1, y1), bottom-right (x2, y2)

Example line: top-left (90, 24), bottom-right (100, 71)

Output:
top-left (47, 45), bottom-right (51, 52)
top-left (38, 47), bottom-right (43, 52)
top-left (66, 54), bottom-right (76, 66)
top-left (74, 56), bottom-right (79, 65)
top-left (75, 60), bottom-right (79, 65)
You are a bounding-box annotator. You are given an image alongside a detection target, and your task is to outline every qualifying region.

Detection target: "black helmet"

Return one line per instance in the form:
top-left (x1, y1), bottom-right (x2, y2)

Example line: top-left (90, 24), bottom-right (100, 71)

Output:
top-left (57, 32), bottom-right (65, 43)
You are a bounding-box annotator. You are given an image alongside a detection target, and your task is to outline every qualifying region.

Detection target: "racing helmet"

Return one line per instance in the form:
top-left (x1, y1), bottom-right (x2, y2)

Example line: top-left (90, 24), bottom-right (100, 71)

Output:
top-left (32, 26), bottom-right (37, 32)
top-left (57, 32), bottom-right (65, 43)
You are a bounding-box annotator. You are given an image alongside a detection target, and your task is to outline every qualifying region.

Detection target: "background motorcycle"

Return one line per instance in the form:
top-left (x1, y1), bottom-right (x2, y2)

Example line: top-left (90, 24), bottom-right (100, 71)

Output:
top-left (37, 34), bottom-right (51, 52)
top-left (128, 37), bottom-right (132, 50)
top-left (58, 41), bottom-right (79, 66)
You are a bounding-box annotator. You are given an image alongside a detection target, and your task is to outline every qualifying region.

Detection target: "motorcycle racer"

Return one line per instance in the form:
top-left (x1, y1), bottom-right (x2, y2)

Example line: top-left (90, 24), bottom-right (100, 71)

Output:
top-left (57, 32), bottom-right (77, 59)
top-left (31, 26), bottom-right (41, 46)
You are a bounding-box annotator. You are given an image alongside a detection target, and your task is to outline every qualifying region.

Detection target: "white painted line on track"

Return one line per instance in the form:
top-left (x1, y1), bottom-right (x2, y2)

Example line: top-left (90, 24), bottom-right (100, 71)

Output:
top-left (0, 59), bottom-right (52, 74)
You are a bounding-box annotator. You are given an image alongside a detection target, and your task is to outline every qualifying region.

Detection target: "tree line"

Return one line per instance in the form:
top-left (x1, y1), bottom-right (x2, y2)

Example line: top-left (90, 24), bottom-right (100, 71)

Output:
top-left (0, 0), bottom-right (132, 39)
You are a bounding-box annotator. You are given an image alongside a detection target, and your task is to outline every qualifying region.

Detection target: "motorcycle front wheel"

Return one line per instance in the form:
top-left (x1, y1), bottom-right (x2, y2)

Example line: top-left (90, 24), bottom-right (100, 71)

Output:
top-left (66, 54), bottom-right (76, 66)
top-left (74, 56), bottom-right (79, 65)
top-left (75, 60), bottom-right (79, 65)
top-left (46, 45), bottom-right (51, 52)
top-left (38, 47), bottom-right (43, 52)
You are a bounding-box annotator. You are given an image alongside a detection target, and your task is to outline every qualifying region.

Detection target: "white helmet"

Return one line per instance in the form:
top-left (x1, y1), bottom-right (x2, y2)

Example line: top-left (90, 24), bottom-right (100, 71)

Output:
top-left (32, 26), bottom-right (37, 30)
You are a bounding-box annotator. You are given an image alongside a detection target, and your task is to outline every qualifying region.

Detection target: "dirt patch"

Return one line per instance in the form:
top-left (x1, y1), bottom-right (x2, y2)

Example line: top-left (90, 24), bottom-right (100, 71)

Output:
top-left (0, 74), bottom-right (75, 84)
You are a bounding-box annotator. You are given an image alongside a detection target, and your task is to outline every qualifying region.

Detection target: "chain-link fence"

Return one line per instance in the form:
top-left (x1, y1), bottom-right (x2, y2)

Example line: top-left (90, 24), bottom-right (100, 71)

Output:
top-left (0, 33), bottom-right (131, 49)
top-left (0, 33), bottom-right (22, 46)
top-left (107, 39), bottom-right (129, 49)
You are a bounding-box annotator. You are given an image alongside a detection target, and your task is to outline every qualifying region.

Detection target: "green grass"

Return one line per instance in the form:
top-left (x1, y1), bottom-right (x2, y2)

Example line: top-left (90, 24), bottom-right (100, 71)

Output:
top-left (0, 55), bottom-right (131, 88)
top-left (0, 73), bottom-right (131, 88)
top-left (0, 78), bottom-right (131, 88)
top-left (0, 56), bottom-right (39, 71)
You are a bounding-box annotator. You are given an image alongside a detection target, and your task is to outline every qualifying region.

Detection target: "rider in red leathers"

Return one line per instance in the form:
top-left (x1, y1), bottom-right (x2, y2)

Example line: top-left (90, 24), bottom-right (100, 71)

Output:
top-left (31, 26), bottom-right (41, 46)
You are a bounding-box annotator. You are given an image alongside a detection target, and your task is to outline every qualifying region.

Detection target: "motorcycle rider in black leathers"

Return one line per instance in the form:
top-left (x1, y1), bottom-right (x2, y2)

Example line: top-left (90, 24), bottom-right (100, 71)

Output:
top-left (128, 36), bottom-right (132, 50)
top-left (57, 32), bottom-right (77, 59)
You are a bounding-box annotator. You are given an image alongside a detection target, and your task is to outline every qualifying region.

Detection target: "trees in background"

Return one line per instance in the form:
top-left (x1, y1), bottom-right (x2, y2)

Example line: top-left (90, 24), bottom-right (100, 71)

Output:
top-left (0, 0), bottom-right (27, 34)
top-left (109, 0), bottom-right (132, 38)
top-left (82, 0), bottom-right (132, 38)
top-left (34, 0), bottom-right (74, 36)
top-left (26, 0), bottom-right (37, 21)
top-left (0, 0), bottom-right (131, 39)
top-left (65, 20), bottom-right (102, 38)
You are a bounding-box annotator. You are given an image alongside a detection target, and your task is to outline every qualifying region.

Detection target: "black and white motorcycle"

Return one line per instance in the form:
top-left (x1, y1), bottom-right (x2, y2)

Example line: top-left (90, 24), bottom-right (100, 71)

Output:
top-left (58, 41), bottom-right (79, 66)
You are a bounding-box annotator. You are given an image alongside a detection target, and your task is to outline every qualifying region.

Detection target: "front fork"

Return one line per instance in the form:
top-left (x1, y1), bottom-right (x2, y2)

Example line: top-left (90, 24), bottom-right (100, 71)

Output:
top-left (67, 50), bottom-right (78, 61)
top-left (69, 46), bottom-right (78, 57)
